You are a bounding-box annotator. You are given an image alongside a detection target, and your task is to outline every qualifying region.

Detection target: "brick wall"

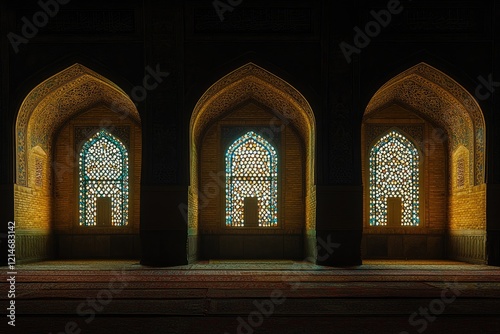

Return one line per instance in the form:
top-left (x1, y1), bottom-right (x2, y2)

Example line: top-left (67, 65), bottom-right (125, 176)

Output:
top-left (199, 123), bottom-right (218, 231)
top-left (283, 125), bottom-right (305, 231)
top-left (15, 146), bottom-right (51, 231)
top-left (424, 125), bottom-right (447, 231)
top-left (449, 185), bottom-right (486, 230)
top-left (14, 184), bottom-right (51, 231)
top-left (449, 146), bottom-right (485, 231)
top-left (448, 145), bottom-right (486, 262)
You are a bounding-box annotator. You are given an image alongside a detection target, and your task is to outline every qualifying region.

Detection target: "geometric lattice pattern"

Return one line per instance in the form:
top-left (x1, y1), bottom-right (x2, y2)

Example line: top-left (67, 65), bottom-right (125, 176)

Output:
top-left (369, 130), bottom-right (420, 226)
top-left (79, 130), bottom-right (129, 226)
top-left (35, 157), bottom-right (43, 187)
top-left (225, 131), bottom-right (278, 227)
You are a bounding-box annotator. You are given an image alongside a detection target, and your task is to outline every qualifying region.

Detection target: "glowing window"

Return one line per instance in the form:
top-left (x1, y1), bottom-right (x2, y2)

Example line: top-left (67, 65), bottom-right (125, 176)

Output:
top-left (369, 130), bottom-right (420, 226)
top-left (79, 130), bottom-right (129, 226)
top-left (225, 131), bottom-right (278, 227)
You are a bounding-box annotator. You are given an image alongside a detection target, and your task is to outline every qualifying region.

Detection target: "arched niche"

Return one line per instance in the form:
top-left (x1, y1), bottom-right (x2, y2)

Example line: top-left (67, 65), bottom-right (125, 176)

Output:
top-left (14, 63), bottom-right (141, 262)
top-left (362, 62), bottom-right (487, 263)
top-left (189, 63), bottom-right (316, 261)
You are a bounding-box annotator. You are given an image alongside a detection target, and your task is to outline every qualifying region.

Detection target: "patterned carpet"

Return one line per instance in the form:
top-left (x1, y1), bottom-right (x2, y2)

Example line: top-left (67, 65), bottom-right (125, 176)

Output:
top-left (14, 258), bottom-right (497, 271)
top-left (1, 260), bottom-right (500, 333)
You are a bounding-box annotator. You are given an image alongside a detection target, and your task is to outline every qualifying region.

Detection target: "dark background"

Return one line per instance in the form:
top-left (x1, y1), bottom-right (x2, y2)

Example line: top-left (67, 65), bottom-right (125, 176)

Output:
top-left (0, 0), bottom-right (499, 265)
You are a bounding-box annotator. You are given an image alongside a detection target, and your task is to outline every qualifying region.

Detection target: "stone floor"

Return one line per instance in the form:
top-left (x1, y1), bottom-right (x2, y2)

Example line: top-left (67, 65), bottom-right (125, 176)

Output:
top-left (1, 260), bottom-right (500, 333)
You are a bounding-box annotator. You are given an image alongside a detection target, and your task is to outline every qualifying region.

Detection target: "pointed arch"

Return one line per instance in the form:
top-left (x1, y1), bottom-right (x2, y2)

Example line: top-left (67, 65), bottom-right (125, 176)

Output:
top-left (15, 63), bottom-right (140, 186)
top-left (189, 63), bottom-right (317, 259)
top-left (362, 63), bottom-right (487, 263)
top-left (364, 62), bottom-right (485, 185)
top-left (13, 63), bottom-right (142, 262)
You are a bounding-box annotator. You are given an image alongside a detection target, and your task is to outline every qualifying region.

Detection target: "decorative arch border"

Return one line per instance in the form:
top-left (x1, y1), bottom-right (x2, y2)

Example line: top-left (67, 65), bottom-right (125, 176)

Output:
top-left (189, 62), bottom-right (317, 245)
top-left (15, 63), bottom-right (140, 186)
top-left (364, 62), bottom-right (485, 185)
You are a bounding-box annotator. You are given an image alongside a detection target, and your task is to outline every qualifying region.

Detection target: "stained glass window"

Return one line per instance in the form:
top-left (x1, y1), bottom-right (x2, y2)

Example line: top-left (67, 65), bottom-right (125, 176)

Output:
top-left (225, 131), bottom-right (278, 227)
top-left (369, 130), bottom-right (420, 226)
top-left (79, 130), bottom-right (129, 226)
